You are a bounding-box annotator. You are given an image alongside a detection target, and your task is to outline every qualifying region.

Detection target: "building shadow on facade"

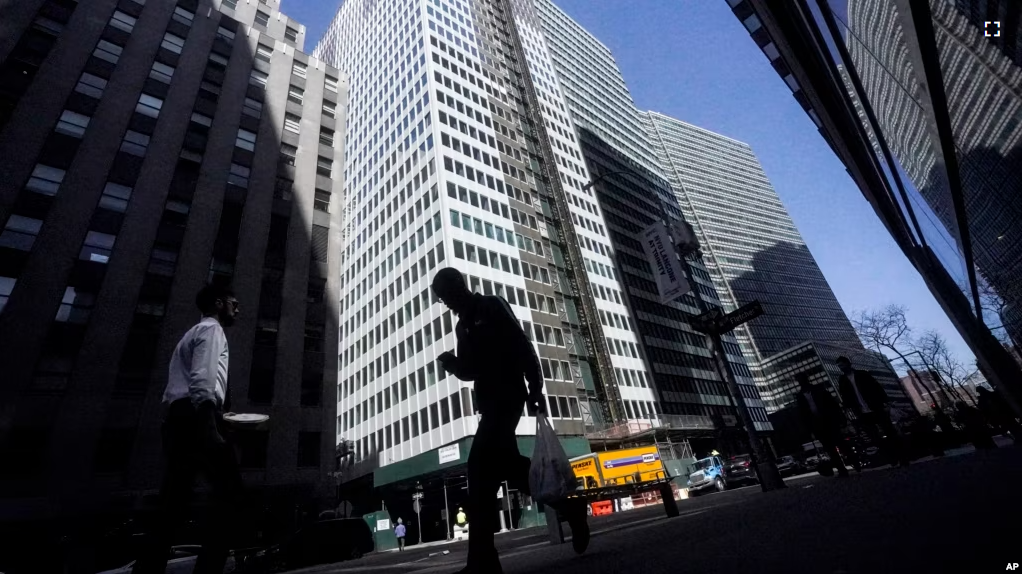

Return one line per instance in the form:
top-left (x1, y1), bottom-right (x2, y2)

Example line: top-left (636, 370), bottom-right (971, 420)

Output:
top-left (0, 1), bottom-right (343, 571)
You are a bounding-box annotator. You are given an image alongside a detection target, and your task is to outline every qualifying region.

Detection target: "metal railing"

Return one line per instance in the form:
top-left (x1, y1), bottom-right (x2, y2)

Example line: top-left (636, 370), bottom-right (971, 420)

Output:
top-left (585, 414), bottom-right (715, 440)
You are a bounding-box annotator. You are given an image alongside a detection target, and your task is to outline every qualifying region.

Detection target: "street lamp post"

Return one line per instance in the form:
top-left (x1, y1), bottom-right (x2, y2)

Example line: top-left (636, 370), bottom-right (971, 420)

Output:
top-left (583, 170), bottom-right (785, 492)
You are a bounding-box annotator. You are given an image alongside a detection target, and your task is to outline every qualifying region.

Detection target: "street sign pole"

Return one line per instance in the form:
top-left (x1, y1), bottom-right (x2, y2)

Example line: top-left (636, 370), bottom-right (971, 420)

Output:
top-left (443, 478), bottom-right (451, 541)
top-left (413, 482), bottom-right (424, 545)
top-left (672, 227), bottom-right (785, 492)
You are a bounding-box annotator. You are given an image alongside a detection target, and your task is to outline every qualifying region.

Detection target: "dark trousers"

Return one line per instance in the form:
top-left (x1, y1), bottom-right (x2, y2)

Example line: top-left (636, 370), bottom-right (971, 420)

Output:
top-left (857, 410), bottom-right (909, 465)
top-left (133, 400), bottom-right (243, 574)
top-left (466, 410), bottom-right (530, 570)
top-left (813, 427), bottom-right (847, 475)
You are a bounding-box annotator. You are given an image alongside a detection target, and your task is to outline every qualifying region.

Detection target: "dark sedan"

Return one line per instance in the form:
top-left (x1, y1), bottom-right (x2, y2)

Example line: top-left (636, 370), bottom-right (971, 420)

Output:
top-left (724, 454), bottom-right (759, 485)
top-left (775, 455), bottom-right (803, 477)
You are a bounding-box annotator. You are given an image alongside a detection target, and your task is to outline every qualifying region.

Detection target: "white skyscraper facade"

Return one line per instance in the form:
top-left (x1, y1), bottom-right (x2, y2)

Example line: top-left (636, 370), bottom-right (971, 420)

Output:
top-left (315, 0), bottom-right (659, 478)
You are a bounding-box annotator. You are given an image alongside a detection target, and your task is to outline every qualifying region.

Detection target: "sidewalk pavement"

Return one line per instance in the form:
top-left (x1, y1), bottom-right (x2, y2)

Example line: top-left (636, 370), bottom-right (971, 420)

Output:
top-left (308, 443), bottom-right (1021, 574)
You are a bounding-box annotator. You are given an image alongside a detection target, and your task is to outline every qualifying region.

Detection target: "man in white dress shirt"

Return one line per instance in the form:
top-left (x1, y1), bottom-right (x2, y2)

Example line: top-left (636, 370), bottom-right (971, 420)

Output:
top-left (134, 284), bottom-right (240, 574)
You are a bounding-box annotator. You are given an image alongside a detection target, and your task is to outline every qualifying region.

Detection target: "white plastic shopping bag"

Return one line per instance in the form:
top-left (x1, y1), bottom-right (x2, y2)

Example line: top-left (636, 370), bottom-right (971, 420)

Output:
top-left (529, 413), bottom-right (577, 504)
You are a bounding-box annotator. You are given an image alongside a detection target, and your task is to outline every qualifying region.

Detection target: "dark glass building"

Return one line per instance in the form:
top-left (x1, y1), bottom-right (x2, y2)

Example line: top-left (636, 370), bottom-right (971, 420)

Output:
top-left (728, 0), bottom-right (1022, 410)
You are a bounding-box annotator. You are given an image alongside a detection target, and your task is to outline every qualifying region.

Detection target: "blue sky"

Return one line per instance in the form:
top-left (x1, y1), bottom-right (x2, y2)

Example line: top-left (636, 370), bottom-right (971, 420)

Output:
top-left (285, 0), bottom-right (974, 367)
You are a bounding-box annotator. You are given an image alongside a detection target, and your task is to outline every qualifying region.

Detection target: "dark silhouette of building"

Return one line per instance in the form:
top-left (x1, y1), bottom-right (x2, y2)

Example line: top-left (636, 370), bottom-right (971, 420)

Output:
top-left (0, 1), bottom-right (344, 570)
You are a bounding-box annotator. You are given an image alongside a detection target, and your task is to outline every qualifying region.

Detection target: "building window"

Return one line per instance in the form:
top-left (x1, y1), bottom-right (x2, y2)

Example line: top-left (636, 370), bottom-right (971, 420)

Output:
top-left (190, 112), bottom-right (212, 127)
top-left (33, 16), bottom-right (63, 36)
top-left (0, 215), bottom-right (43, 251)
top-left (74, 72), bottom-right (107, 98)
top-left (55, 110), bottom-right (90, 138)
top-left (311, 225), bottom-right (328, 262)
top-left (319, 127), bottom-right (334, 147)
top-left (287, 85), bottom-right (304, 105)
top-left (297, 432), bottom-right (320, 467)
top-left (79, 230), bottom-right (116, 264)
top-left (279, 143), bottom-right (297, 166)
top-left (93, 40), bottom-right (123, 64)
top-left (161, 33), bottom-right (185, 54)
top-left (285, 26), bottom-right (299, 43)
top-left (216, 25), bottom-right (235, 42)
top-left (109, 10), bottom-right (137, 33)
top-left (274, 177), bottom-right (294, 203)
top-left (324, 75), bottom-right (338, 92)
top-left (292, 61), bottom-right (306, 78)
top-left (283, 113), bottom-right (301, 133)
top-left (149, 61), bottom-right (175, 83)
top-left (0, 277), bottom-right (15, 313)
top-left (120, 130), bottom-right (149, 156)
top-left (55, 286), bottom-right (95, 323)
top-left (198, 81), bottom-right (220, 102)
top-left (98, 182), bottom-right (132, 212)
top-left (227, 163), bottom-right (249, 188)
top-left (242, 97), bottom-right (262, 119)
top-left (254, 10), bottom-right (270, 27)
top-left (274, 177), bottom-right (293, 201)
top-left (25, 165), bottom-right (65, 196)
top-left (316, 156), bottom-right (332, 177)
top-left (172, 6), bottom-right (195, 26)
top-left (135, 93), bottom-right (163, 118)
top-left (208, 52), bottom-right (229, 68)
top-left (250, 69), bottom-right (268, 87)
top-left (255, 44), bottom-right (273, 63)
top-left (314, 189), bottom-right (331, 213)
top-left (322, 100), bottom-right (336, 118)
top-left (221, 0), bottom-right (238, 10)
top-left (235, 129), bottom-right (257, 151)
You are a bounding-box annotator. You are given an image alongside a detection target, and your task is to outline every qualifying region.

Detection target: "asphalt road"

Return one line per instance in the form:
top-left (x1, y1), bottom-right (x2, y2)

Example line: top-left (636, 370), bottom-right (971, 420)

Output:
top-left (295, 445), bottom-right (1021, 574)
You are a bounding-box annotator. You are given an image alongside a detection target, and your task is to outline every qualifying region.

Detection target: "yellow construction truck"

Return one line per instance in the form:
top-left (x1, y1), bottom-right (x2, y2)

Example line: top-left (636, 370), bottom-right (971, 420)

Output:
top-left (570, 446), bottom-right (668, 490)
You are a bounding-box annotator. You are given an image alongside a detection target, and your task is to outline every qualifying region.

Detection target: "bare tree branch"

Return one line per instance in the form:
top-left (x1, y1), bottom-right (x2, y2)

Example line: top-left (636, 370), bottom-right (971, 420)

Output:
top-left (852, 304), bottom-right (915, 373)
top-left (912, 330), bottom-right (974, 405)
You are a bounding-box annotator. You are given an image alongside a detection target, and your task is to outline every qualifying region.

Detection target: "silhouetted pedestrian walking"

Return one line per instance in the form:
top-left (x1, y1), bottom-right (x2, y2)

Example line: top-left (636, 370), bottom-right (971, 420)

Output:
top-left (794, 373), bottom-right (849, 477)
top-left (133, 285), bottom-right (243, 574)
top-left (976, 386), bottom-right (1021, 442)
top-left (955, 401), bottom-right (996, 449)
top-left (836, 356), bottom-right (910, 466)
top-left (431, 268), bottom-right (588, 574)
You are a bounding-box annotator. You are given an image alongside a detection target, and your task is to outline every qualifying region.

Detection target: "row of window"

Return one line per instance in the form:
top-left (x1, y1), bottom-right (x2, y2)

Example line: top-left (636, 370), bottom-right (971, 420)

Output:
top-left (451, 239), bottom-right (551, 285)
top-left (459, 272), bottom-right (558, 317)
top-left (344, 190), bottom-right (441, 325)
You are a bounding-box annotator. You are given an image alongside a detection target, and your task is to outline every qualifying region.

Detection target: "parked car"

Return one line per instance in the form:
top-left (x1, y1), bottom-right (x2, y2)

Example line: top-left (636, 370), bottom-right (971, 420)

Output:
top-left (97, 544), bottom-right (236, 574)
top-left (775, 455), bottom-right (803, 477)
top-left (723, 454), bottom-right (759, 486)
top-left (259, 518), bottom-right (374, 570)
top-left (804, 451), bottom-right (830, 467)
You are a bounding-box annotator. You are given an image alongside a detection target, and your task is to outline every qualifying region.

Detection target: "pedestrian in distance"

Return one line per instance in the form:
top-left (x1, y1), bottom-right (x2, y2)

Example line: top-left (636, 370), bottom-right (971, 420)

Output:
top-left (836, 356), bottom-right (911, 467)
top-left (794, 373), bottom-right (849, 477)
top-left (394, 518), bottom-right (406, 551)
top-left (954, 401), bottom-right (997, 449)
top-left (431, 268), bottom-right (589, 574)
top-left (456, 507), bottom-right (467, 528)
top-left (133, 284), bottom-right (243, 574)
top-left (976, 386), bottom-right (1022, 442)
top-left (931, 403), bottom-right (957, 450)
